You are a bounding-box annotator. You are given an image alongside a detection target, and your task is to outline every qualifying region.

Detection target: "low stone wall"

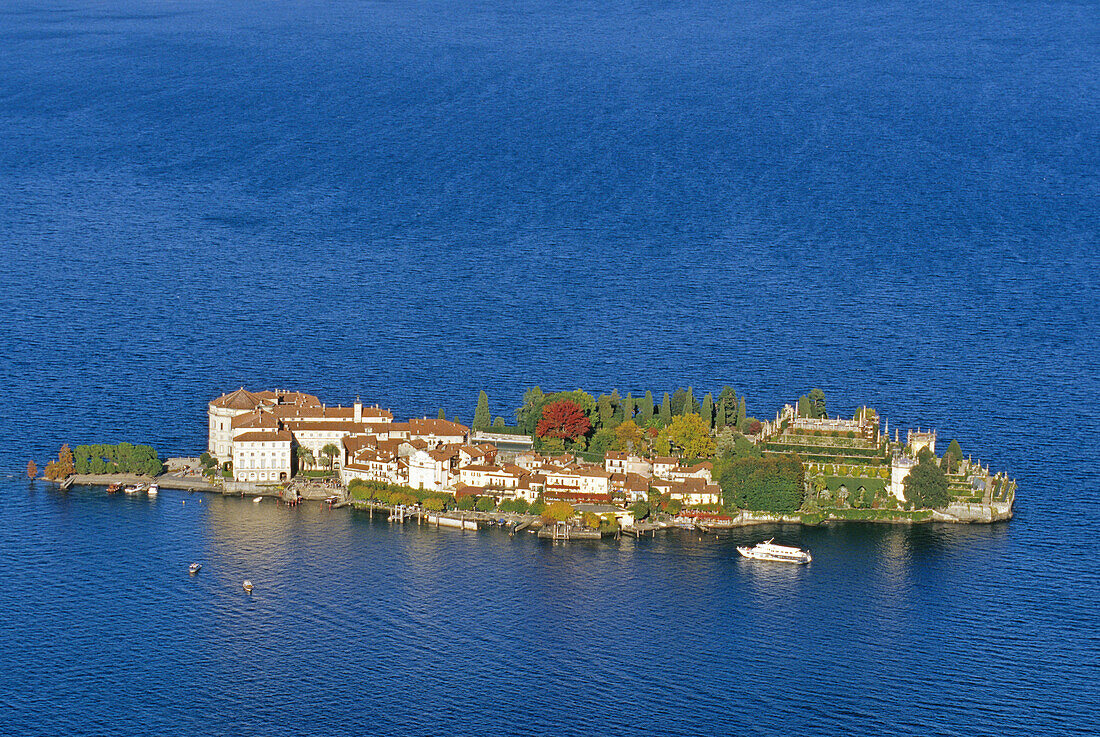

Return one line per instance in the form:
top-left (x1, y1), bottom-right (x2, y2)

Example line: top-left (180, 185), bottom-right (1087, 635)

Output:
top-left (934, 501), bottom-right (1013, 523)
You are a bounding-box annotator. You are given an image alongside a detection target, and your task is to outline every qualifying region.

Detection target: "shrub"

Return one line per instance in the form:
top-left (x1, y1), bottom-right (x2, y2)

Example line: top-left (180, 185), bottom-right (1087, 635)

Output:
top-left (498, 499), bottom-right (530, 514)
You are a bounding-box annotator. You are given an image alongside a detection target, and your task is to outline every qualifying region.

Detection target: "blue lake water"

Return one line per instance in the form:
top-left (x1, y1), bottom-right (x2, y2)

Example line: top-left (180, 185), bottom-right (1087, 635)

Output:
top-left (0, 0), bottom-right (1097, 734)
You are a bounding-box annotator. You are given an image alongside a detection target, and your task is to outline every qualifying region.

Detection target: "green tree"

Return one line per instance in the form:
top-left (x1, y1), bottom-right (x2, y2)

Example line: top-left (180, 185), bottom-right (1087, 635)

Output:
top-left (493, 416), bottom-right (505, 429)
top-left (423, 497), bottom-right (445, 512)
top-left (904, 449), bottom-right (950, 509)
top-left (582, 511), bottom-right (601, 529)
top-left (716, 386), bottom-right (736, 429)
top-left (516, 386), bottom-right (545, 434)
top-left (665, 499), bottom-right (682, 515)
top-left (437, 407), bottom-right (446, 420)
top-left (473, 390), bottom-right (491, 430)
top-left (671, 388), bottom-right (688, 416)
top-left (808, 388), bottom-right (826, 419)
top-left (942, 439), bottom-right (964, 473)
top-left (630, 501), bottom-right (650, 520)
top-left (736, 397), bottom-right (747, 426)
top-left (700, 392), bottom-right (714, 429)
top-left (590, 427), bottom-right (616, 454)
top-left (597, 394), bottom-right (615, 429)
top-left (685, 386), bottom-right (696, 415)
top-left (718, 454), bottom-right (805, 514)
top-left (797, 394), bottom-right (811, 417)
top-left (660, 393), bottom-right (672, 424)
top-left (640, 391), bottom-right (655, 423)
top-left (622, 392), bottom-right (634, 423)
top-left (457, 494), bottom-right (478, 510)
top-left (475, 496), bottom-right (496, 512)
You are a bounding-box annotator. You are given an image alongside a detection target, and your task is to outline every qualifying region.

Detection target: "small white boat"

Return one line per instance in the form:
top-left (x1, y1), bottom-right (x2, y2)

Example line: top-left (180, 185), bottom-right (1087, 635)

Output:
top-left (146, 484), bottom-right (159, 496)
top-left (242, 580), bottom-right (254, 593)
top-left (737, 538), bottom-right (812, 564)
top-left (188, 562), bottom-right (201, 574)
top-left (124, 484), bottom-right (143, 494)
top-left (252, 496), bottom-right (262, 503)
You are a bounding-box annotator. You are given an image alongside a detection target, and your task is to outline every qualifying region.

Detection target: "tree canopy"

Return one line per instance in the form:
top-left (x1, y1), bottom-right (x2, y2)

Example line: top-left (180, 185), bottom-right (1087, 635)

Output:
top-left (666, 413), bottom-right (716, 459)
top-left (904, 449), bottom-right (950, 509)
top-left (718, 454), bottom-right (805, 514)
top-left (536, 400), bottom-right (591, 441)
top-left (71, 443), bottom-right (162, 476)
top-left (614, 420), bottom-right (646, 453)
top-left (544, 501), bottom-right (575, 522)
top-left (473, 390), bottom-right (491, 430)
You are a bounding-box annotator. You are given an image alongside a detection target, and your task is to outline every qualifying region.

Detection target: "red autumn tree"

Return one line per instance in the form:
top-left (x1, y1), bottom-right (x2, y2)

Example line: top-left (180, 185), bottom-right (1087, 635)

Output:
top-left (27, 460), bottom-right (37, 479)
top-left (536, 400), bottom-right (591, 442)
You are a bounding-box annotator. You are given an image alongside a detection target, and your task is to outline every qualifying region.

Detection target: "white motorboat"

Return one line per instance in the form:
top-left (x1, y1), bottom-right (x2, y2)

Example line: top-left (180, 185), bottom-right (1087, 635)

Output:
top-left (737, 538), bottom-right (812, 564)
top-left (146, 484), bottom-right (158, 496)
top-left (124, 484), bottom-right (143, 494)
top-left (252, 496), bottom-right (262, 503)
top-left (188, 562), bottom-right (201, 574)
top-left (242, 580), bottom-right (254, 593)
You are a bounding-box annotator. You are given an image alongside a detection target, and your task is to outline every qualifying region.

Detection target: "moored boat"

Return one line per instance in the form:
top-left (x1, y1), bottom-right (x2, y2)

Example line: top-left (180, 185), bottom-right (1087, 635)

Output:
top-left (737, 539), bottom-right (812, 564)
top-left (146, 483), bottom-right (158, 496)
top-left (107, 483), bottom-right (122, 494)
top-left (124, 484), bottom-right (143, 494)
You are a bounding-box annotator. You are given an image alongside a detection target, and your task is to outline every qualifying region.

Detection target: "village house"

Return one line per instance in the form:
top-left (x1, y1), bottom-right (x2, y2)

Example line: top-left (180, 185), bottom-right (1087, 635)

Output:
top-left (651, 477), bottom-right (721, 507)
top-left (543, 465), bottom-right (613, 500)
top-left (667, 461), bottom-right (713, 484)
top-left (651, 456), bottom-right (679, 479)
top-left (407, 445), bottom-right (462, 491)
top-left (231, 430), bottom-right (294, 483)
top-left (604, 451), bottom-right (652, 477)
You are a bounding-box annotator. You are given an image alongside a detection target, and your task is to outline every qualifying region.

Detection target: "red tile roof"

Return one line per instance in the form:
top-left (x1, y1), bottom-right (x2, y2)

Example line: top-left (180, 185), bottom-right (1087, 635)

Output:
top-left (234, 430), bottom-right (293, 443)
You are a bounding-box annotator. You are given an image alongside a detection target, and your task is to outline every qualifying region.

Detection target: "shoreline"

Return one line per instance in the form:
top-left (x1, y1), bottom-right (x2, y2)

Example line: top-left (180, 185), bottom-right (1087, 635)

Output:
top-left (41, 473), bottom-right (1013, 531)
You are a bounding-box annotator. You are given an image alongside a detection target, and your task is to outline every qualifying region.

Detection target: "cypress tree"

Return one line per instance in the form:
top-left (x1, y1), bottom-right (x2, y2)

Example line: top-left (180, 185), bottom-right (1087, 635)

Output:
top-left (685, 386), bottom-right (696, 415)
top-left (597, 394), bottom-right (614, 428)
top-left (717, 386), bottom-right (736, 429)
top-left (660, 393), bottom-right (672, 425)
top-left (437, 407), bottom-right (446, 420)
top-left (473, 390), bottom-right (491, 430)
top-left (641, 391), bottom-right (655, 423)
top-left (701, 393), bottom-right (714, 428)
top-left (623, 392), bottom-right (635, 422)
top-left (737, 397), bottom-right (746, 427)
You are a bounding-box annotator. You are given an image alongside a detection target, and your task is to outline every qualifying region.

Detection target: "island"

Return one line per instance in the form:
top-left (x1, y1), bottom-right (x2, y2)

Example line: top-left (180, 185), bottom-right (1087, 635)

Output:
top-left (35, 385), bottom-right (1015, 535)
